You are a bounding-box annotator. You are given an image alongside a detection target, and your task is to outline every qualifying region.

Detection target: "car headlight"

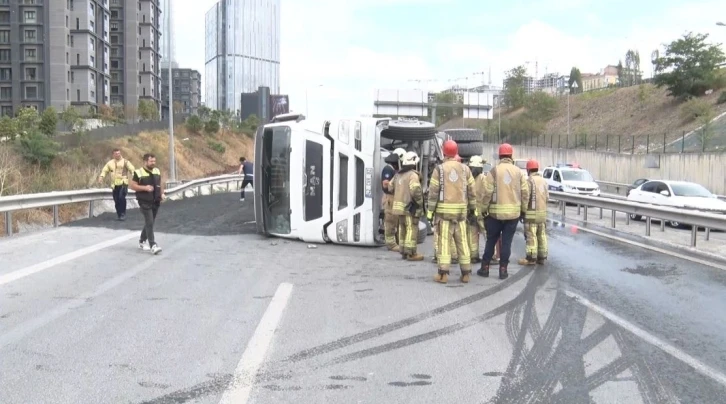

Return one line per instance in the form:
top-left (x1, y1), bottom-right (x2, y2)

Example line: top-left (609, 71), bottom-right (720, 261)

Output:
top-left (336, 219), bottom-right (348, 242)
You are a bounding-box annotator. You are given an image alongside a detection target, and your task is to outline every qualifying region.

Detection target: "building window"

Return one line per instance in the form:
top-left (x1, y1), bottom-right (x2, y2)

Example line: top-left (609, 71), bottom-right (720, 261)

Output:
top-left (77, 89), bottom-right (80, 101)
top-left (24, 10), bottom-right (36, 23)
top-left (111, 22), bottom-right (118, 31)
top-left (24, 48), bottom-right (36, 61)
top-left (111, 60), bottom-right (118, 69)
top-left (0, 49), bottom-right (9, 62)
top-left (25, 67), bottom-right (36, 80)
top-left (25, 86), bottom-right (37, 100)
top-left (24, 29), bottom-right (36, 42)
top-left (0, 68), bottom-right (10, 81)
top-left (0, 11), bottom-right (9, 23)
top-left (0, 87), bottom-right (10, 100)
top-left (1, 106), bottom-right (12, 116)
top-left (0, 31), bottom-right (9, 44)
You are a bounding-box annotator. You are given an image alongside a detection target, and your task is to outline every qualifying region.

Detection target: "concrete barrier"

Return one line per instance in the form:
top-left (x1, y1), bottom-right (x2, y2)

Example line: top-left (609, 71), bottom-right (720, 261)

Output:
top-left (482, 144), bottom-right (726, 196)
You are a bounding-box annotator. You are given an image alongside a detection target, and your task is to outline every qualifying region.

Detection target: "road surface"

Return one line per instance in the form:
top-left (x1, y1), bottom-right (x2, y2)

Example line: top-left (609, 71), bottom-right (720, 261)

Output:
top-left (1, 192), bottom-right (725, 403)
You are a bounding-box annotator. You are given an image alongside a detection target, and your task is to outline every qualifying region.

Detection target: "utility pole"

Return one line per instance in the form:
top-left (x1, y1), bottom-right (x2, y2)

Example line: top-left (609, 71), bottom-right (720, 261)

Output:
top-left (167, 0), bottom-right (175, 182)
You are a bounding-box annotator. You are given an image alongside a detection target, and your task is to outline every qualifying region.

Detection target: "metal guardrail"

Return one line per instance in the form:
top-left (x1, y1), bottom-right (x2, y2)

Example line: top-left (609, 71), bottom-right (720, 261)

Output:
top-left (0, 174), bottom-right (245, 236)
top-left (551, 191), bottom-right (726, 247)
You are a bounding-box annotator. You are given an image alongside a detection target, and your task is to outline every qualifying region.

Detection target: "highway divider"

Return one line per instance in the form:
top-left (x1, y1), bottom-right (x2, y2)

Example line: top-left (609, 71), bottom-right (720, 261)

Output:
top-left (0, 174), bottom-right (245, 237)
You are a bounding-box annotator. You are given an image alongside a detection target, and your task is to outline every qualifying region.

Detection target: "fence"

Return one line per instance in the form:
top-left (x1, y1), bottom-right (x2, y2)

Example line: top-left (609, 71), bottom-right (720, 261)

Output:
top-left (55, 118), bottom-right (185, 149)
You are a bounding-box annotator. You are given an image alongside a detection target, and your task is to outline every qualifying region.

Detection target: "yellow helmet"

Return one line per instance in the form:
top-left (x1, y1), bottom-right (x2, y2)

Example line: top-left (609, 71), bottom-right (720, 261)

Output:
top-left (402, 151), bottom-right (420, 166)
top-left (468, 155), bottom-right (484, 168)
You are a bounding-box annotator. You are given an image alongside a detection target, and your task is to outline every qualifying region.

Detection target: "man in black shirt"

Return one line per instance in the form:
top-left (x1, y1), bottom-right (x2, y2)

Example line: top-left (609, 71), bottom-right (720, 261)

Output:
top-left (129, 153), bottom-right (166, 254)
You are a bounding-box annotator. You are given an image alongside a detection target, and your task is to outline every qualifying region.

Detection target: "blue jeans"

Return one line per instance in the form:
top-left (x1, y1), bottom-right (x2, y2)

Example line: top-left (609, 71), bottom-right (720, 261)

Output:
top-left (112, 185), bottom-right (128, 217)
top-left (240, 179), bottom-right (252, 199)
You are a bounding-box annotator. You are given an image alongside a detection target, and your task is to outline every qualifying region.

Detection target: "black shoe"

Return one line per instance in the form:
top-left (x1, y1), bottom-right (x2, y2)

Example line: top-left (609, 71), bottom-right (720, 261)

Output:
top-left (119, 214), bottom-right (126, 221)
top-left (499, 265), bottom-right (508, 280)
top-left (477, 263), bottom-right (489, 277)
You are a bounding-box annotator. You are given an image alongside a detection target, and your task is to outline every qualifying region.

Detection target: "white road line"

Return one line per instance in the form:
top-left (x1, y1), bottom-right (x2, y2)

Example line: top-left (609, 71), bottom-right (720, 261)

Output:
top-left (0, 232), bottom-right (138, 286)
top-left (219, 282), bottom-right (294, 404)
top-left (552, 221), bottom-right (726, 272)
top-left (566, 290), bottom-right (726, 388)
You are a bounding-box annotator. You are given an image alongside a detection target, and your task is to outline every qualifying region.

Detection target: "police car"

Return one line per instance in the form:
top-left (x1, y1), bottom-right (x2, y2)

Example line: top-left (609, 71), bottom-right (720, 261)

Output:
top-left (542, 163), bottom-right (600, 197)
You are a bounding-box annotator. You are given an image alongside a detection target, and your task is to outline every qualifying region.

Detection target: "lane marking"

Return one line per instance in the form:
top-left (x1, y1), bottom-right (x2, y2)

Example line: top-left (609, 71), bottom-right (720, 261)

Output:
top-left (566, 290), bottom-right (726, 388)
top-left (218, 282), bottom-right (294, 404)
top-left (0, 232), bottom-right (138, 286)
top-left (549, 217), bottom-right (726, 272)
top-left (0, 235), bottom-right (196, 348)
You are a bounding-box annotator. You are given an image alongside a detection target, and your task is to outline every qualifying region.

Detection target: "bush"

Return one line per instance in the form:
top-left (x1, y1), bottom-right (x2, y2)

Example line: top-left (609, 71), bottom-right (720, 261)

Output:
top-left (39, 107), bottom-right (58, 136)
top-left (718, 91), bottom-right (726, 105)
top-left (207, 140), bottom-right (225, 153)
top-left (524, 92), bottom-right (558, 122)
top-left (204, 119), bottom-right (220, 136)
top-left (15, 131), bottom-right (58, 168)
top-left (679, 98), bottom-right (713, 121)
top-left (186, 115), bottom-right (203, 133)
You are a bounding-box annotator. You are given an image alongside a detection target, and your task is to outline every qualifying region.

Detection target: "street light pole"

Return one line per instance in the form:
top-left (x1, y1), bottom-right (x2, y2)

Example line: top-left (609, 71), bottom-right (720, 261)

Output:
top-left (167, 0), bottom-right (175, 182)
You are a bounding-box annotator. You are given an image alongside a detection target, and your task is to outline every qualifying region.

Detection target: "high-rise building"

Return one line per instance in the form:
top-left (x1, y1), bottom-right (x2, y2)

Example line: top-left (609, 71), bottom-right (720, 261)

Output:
top-left (161, 67), bottom-right (201, 117)
top-left (158, 0), bottom-right (176, 69)
top-left (204, 0), bottom-right (280, 114)
top-left (0, 0), bottom-right (161, 117)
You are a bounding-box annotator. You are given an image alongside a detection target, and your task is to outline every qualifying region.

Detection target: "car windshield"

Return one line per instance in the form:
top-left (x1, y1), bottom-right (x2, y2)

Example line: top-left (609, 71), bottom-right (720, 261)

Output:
top-left (261, 125), bottom-right (292, 234)
top-left (561, 170), bottom-right (594, 182)
top-left (670, 183), bottom-right (713, 198)
top-left (514, 160), bottom-right (528, 169)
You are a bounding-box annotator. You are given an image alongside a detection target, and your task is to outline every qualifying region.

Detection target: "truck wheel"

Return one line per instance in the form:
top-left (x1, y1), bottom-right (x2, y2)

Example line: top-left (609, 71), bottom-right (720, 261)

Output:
top-left (457, 142), bottom-right (485, 158)
top-left (417, 220), bottom-right (428, 244)
top-left (381, 120), bottom-right (437, 142)
top-left (443, 128), bottom-right (483, 143)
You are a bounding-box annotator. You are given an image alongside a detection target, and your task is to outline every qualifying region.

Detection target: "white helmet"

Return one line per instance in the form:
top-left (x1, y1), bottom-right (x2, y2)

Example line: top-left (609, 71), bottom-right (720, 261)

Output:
top-left (402, 151), bottom-right (420, 166)
top-left (468, 155), bottom-right (484, 168)
top-left (392, 148), bottom-right (406, 159)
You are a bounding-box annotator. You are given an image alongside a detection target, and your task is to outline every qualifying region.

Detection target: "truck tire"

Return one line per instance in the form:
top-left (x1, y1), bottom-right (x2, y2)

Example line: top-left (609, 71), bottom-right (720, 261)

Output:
top-left (457, 142), bottom-right (485, 158)
top-left (443, 128), bottom-right (483, 143)
top-left (381, 120), bottom-right (437, 142)
top-left (417, 220), bottom-right (427, 244)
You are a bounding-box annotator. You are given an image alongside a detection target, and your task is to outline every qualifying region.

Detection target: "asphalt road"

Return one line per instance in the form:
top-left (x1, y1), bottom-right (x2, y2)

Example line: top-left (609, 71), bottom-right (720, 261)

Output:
top-left (1, 192), bottom-right (725, 404)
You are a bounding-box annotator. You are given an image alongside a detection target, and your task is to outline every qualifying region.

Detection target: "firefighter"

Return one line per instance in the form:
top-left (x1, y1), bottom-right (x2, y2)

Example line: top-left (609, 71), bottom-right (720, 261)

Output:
top-left (381, 148), bottom-right (406, 251)
top-left (518, 159), bottom-right (549, 266)
top-left (426, 140), bottom-right (477, 284)
top-left (477, 143), bottom-right (530, 280)
top-left (467, 156), bottom-right (487, 263)
top-left (388, 151), bottom-right (425, 261)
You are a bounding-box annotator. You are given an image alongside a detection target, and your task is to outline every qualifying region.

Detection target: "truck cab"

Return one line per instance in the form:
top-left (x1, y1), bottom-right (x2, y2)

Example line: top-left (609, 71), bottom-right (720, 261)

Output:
top-left (253, 114), bottom-right (437, 246)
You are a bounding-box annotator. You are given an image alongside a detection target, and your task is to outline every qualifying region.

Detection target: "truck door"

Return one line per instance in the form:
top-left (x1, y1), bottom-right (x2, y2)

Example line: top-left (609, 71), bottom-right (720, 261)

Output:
top-left (294, 124), bottom-right (332, 244)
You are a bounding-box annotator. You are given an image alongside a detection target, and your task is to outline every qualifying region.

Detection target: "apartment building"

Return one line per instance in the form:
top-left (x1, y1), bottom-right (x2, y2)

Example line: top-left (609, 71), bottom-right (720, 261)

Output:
top-left (0, 0), bottom-right (160, 118)
top-left (161, 67), bottom-right (201, 117)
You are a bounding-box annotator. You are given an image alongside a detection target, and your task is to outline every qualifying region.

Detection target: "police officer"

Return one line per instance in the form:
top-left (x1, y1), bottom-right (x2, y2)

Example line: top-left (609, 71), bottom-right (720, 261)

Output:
top-left (381, 148), bottom-right (406, 251)
top-left (467, 156), bottom-right (487, 264)
top-left (427, 140), bottom-right (476, 284)
top-left (129, 153), bottom-right (166, 255)
top-left (477, 143), bottom-right (529, 280)
top-left (388, 151), bottom-right (424, 261)
top-left (518, 159), bottom-right (549, 266)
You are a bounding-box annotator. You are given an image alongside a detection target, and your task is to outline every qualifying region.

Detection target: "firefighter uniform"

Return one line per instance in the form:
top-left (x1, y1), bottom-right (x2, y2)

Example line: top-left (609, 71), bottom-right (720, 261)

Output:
top-left (388, 151), bottom-right (424, 261)
top-left (427, 140), bottom-right (476, 284)
top-left (467, 156), bottom-right (487, 263)
top-left (519, 160), bottom-right (549, 265)
top-left (477, 143), bottom-right (530, 280)
top-left (381, 148), bottom-right (405, 251)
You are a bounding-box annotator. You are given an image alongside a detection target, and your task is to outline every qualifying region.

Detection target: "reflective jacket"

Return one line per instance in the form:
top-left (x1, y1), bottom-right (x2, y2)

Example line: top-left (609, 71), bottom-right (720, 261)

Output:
top-left (100, 158), bottom-right (134, 187)
top-left (133, 167), bottom-right (162, 203)
top-left (524, 173), bottom-right (548, 223)
top-left (427, 158), bottom-right (476, 221)
top-left (381, 163), bottom-right (397, 213)
top-left (479, 158), bottom-right (530, 221)
top-left (388, 168), bottom-right (423, 216)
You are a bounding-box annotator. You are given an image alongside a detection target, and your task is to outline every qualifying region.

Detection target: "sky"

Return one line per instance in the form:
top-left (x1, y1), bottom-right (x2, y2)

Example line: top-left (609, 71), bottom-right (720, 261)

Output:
top-left (175, 0), bottom-right (725, 119)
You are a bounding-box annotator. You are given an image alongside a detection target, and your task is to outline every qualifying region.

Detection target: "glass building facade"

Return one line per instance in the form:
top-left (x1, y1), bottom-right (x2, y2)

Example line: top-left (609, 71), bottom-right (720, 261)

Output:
top-left (204, 0), bottom-right (280, 113)
top-left (159, 0), bottom-right (176, 68)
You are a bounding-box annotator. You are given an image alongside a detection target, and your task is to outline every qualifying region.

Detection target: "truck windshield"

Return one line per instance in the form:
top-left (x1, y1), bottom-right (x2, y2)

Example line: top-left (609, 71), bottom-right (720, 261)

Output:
top-left (261, 126), bottom-right (291, 234)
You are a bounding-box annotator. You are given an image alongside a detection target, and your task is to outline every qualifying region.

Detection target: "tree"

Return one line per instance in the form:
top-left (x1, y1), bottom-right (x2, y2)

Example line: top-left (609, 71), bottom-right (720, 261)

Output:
top-left (568, 67), bottom-right (583, 94)
top-left (503, 65), bottom-right (528, 108)
top-left (112, 104), bottom-right (125, 121)
top-left (15, 130), bottom-right (58, 168)
top-left (0, 116), bottom-right (17, 141)
top-left (653, 32), bottom-right (726, 99)
top-left (60, 107), bottom-right (82, 133)
top-left (173, 101), bottom-right (183, 116)
top-left (624, 49), bottom-right (642, 86)
top-left (431, 92), bottom-right (459, 123)
top-left (185, 115), bottom-right (203, 133)
top-left (204, 119), bottom-right (220, 135)
top-left (137, 100), bottom-right (158, 121)
top-left (242, 114), bottom-right (260, 131)
top-left (198, 106), bottom-right (211, 121)
top-left (0, 144), bottom-right (20, 196)
top-left (16, 106), bottom-right (40, 134)
top-left (39, 106), bottom-right (58, 136)
top-left (98, 104), bottom-right (115, 124)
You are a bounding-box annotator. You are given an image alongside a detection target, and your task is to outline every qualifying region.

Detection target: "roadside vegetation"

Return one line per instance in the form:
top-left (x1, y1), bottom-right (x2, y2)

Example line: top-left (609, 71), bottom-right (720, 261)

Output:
top-left (0, 106), bottom-right (255, 235)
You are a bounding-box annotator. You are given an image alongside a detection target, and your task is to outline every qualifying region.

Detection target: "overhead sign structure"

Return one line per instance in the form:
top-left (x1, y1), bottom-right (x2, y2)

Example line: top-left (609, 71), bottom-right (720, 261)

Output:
top-left (373, 89), bottom-right (497, 120)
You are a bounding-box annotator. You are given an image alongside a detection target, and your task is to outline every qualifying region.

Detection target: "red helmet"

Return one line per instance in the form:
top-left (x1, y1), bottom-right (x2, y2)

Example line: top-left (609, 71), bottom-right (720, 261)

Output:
top-left (455, 154), bottom-right (461, 162)
top-left (526, 159), bottom-right (539, 170)
top-left (443, 139), bottom-right (458, 157)
top-left (498, 143), bottom-right (513, 156)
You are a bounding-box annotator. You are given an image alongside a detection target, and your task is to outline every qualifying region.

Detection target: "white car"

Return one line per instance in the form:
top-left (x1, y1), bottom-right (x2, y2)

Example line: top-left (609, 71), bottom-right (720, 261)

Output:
top-left (513, 159), bottom-right (529, 177)
top-left (626, 180), bottom-right (726, 226)
top-left (542, 164), bottom-right (601, 197)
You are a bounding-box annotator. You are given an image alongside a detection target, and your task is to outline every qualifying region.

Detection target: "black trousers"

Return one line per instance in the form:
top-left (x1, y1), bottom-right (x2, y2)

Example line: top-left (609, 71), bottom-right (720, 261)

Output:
top-left (112, 185), bottom-right (128, 217)
top-left (139, 201), bottom-right (160, 245)
top-left (482, 217), bottom-right (519, 266)
top-left (240, 179), bottom-right (253, 199)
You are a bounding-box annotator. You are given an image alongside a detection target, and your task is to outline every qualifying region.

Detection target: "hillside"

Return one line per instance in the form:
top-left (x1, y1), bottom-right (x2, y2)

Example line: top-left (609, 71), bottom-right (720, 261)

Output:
top-left (440, 84), bottom-right (726, 153)
top-left (0, 127), bottom-right (253, 234)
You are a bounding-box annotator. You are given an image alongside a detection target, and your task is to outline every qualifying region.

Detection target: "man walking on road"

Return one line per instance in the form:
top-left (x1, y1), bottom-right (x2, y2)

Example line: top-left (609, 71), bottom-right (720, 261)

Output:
top-left (238, 157), bottom-right (254, 201)
top-left (477, 143), bottom-right (529, 280)
top-left (518, 159), bottom-right (549, 266)
top-left (129, 153), bottom-right (165, 255)
top-left (98, 148), bottom-right (135, 221)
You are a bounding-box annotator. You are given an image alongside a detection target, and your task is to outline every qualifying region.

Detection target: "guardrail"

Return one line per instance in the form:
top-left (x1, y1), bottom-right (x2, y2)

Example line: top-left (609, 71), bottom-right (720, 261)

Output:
top-left (596, 180), bottom-right (726, 201)
top-left (551, 191), bottom-right (726, 247)
top-left (0, 174), bottom-right (246, 237)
